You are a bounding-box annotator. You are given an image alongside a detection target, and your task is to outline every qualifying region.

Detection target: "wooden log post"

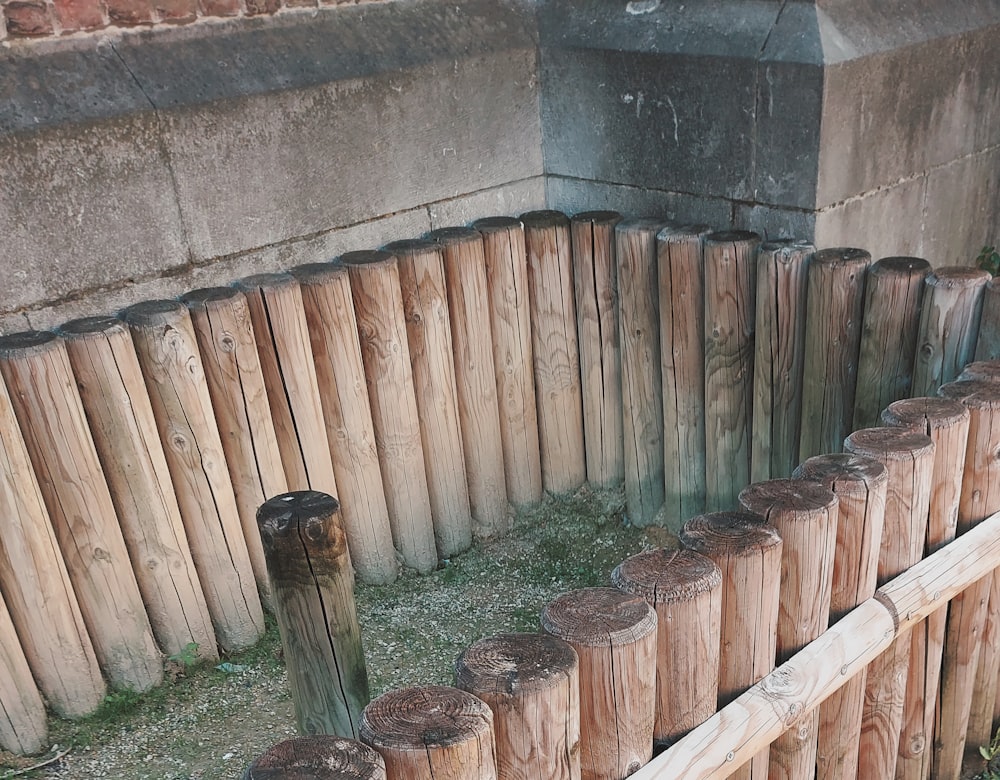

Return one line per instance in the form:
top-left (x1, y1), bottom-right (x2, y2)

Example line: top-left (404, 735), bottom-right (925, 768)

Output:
top-left (342, 251), bottom-right (439, 574)
top-left (703, 231), bottom-right (761, 512)
top-left (0, 589), bottom-right (46, 755)
top-left (750, 239), bottom-right (813, 482)
top-left (521, 210), bottom-right (587, 495)
top-left (123, 301), bottom-right (265, 652)
top-left (959, 359), bottom-right (1000, 382)
top-left (60, 316), bottom-right (217, 658)
top-left (233, 273), bottom-right (339, 498)
top-left (360, 685), bottom-right (498, 780)
top-left (473, 217), bottom-right (544, 509)
top-left (258, 491), bottom-right (369, 738)
top-left (852, 257), bottom-right (930, 430)
top-left (975, 277), bottom-right (1000, 361)
top-left (245, 736), bottom-right (387, 780)
top-left (910, 266), bottom-right (992, 397)
top-left (570, 210), bottom-right (625, 488)
top-left (792, 453), bottom-right (888, 780)
top-left (0, 331), bottom-right (164, 692)
top-left (611, 549), bottom-right (722, 747)
top-left (183, 287), bottom-right (289, 603)
top-left (617, 219), bottom-right (669, 526)
top-left (541, 587), bottom-right (656, 780)
top-left (738, 479), bottom-right (839, 780)
top-left (290, 263), bottom-right (399, 585)
top-left (455, 632), bottom-right (580, 780)
top-left (843, 427), bottom-right (934, 780)
top-left (678, 511), bottom-right (782, 780)
top-left (799, 247), bottom-right (872, 461)
top-left (658, 225), bottom-right (711, 525)
top-left (431, 227), bottom-right (509, 539)
top-left (0, 368), bottom-right (104, 717)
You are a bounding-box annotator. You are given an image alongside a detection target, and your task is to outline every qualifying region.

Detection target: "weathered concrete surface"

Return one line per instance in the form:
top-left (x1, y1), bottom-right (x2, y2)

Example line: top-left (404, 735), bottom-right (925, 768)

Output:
top-left (427, 177), bottom-right (546, 230)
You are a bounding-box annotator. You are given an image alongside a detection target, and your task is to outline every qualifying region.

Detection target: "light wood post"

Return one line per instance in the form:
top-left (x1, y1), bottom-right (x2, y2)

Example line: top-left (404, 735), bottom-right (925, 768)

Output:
top-left (852, 257), bottom-right (930, 430)
top-left (975, 277), bottom-right (1000, 361)
top-left (290, 263), bottom-right (400, 585)
top-left (571, 210), bottom-right (625, 488)
top-left (123, 301), bottom-right (265, 652)
top-left (258, 491), bottom-right (369, 738)
top-left (960, 359), bottom-right (1000, 382)
top-left (612, 549), bottom-right (722, 746)
top-left (342, 250), bottom-right (439, 574)
top-left (0, 588), bottom-right (46, 755)
top-left (0, 330), bottom-right (163, 692)
top-left (455, 632), bottom-right (580, 780)
top-left (522, 210), bottom-right (587, 495)
top-left (61, 316), bottom-right (217, 657)
top-left (799, 247), bottom-right (872, 461)
top-left (245, 736), bottom-right (386, 780)
top-left (703, 231), bottom-right (760, 511)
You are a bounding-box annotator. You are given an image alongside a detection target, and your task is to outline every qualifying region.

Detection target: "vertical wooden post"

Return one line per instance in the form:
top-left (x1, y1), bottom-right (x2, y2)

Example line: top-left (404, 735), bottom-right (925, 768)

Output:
top-left (792, 453), bottom-right (888, 780)
top-left (910, 266), bottom-right (991, 397)
top-left (0, 368), bottom-right (103, 718)
top-left (703, 231), bottom-right (761, 512)
top-left (612, 549), bottom-right (722, 746)
top-left (290, 263), bottom-right (399, 585)
top-left (659, 225), bottom-right (711, 525)
top-left (843, 427), bottom-right (934, 780)
top-left (245, 736), bottom-right (386, 780)
top-left (233, 272), bottom-right (339, 498)
top-left (0, 331), bottom-right (164, 692)
top-left (678, 511), bottom-right (782, 780)
top-left (0, 589), bottom-right (46, 755)
top-left (342, 250), bottom-right (439, 574)
top-left (521, 210), bottom-right (587, 495)
top-left (473, 217), bottom-right (543, 509)
top-left (617, 219), bottom-right (669, 526)
top-left (852, 257), bottom-right (930, 430)
top-left (570, 210), bottom-right (625, 489)
top-left (738, 479), bottom-right (839, 780)
top-left (455, 632), bottom-right (580, 780)
top-left (431, 227), bottom-right (509, 539)
top-left (183, 287), bottom-right (288, 604)
top-left (960, 359), bottom-right (1000, 382)
top-left (974, 277), bottom-right (1000, 361)
top-left (750, 239), bottom-right (812, 482)
top-left (799, 247), bottom-right (872, 461)
top-left (258, 491), bottom-right (369, 738)
top-left (60, 316), bottom-right (217, 658)
top-left (361, 685), bottom-right (498, 780)
top-left (123, 301), bottom-right (265, 653)
top-left (541, 587), bottom-right (656, 780)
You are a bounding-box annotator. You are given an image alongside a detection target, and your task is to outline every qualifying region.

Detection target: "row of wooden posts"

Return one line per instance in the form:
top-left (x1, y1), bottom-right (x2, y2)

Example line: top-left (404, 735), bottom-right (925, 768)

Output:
top-left (246, 359), bottom-right (1000, 780)
top-left (0, 207), bottom-right (996, 758)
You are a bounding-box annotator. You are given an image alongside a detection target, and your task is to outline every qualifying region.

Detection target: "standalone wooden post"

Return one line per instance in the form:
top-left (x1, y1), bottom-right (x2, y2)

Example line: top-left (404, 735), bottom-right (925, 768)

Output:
top-left (258, 491), bottom-right (369, 738)
top-left (852, 257), bottom-right (930, 430)
top-left (61, 316), bottom-right (217, 658)
top-left (474, 217), bottom-right (543, 508)
top-left (750, 239), bottom-right (812, 482)
top-left (521, 210), bottom-right (587, 494)
top-left (123, 301), bottom-right (265, 652)
top-left (792, 453), bottom-right (888, 780)
top-left (678, 511), bottom-right (781, 780)
top-left (975, 277), bottom-right (1000, 361)
top-left (183, 287), bottom-right (288, 603)
top-left (703, 231), bottom-right (760, 511)
top-left (659, 225), bottom-right (711, 525)
top-left (911, 266), bottom-right (991, 396)
top-left (541, 587), bottom-right (656, 780)
top-left (0, 331), bottom-right (163, 692)
top-left (799, 247), bottom-right (872, 461)
top-left (570, 210), bottom-right (625, 488)
top-left (617, 219), bottom-right (668, 526)
top-left (431, 227), bottom-right (509, 539)
top-left (342, 251), bottom-right (439, 574)
top-left (738, 479), bottom-right (839, 779)
top-left (360, 685), bottom-right (498, 780)
top-left (245, 736), bottom-right (387, 780)
top-left (233, 273), bottom-right (339, 498)
top-left (455, 632), bottom-right (580, 780)
top-left (612, 549), bottom-right (722, 746)
top-left (0, 590), bottom-right (46, 756)
top-left (290, 263), bottom-right (399, 584)
top-left (843, 427), bottom-right (934, 780)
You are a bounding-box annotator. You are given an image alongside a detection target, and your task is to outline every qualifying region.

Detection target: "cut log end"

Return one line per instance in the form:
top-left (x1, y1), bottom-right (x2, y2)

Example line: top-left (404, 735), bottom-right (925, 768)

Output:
top-left (245, 736), bottom-right (387, 780)
top-left (519, 209), bottom-right (570, 230)
top-left (120, 299), bottom-right (189, 327)
top-left (926, 266), bottom-right (992, 288)
top-left (472, 216), bottom-right (521, 232)
top-left (290, 262), bottom-right (344, 284)
top-left (541, 587), bottom-right (656, 647)
top-left (571, 210), bottom-right (622, 226)
top-left (455, 632), bottom-right (578, 695)
top-left (233, 271), bottom-right (297, 293)
top-left (843, 427), bottom-right (935, 461)
top-left (340, 250), bottom-right (396, 270)
top-left (705, 229), bottom-right (759, 245)
top-left (612, 548), bottom-right (722, 604)
top-left (427, 226), bottom-right (481, 246)
top-left (0, 329), bottom-right (59, 358)
top-left (383, 238), bottom-right (439, 256)
top-left (811, 247), bottom-right (873, 268)
top-left (960, 360), bottom-right (1000, 382)
top-left (792, 453), bottom-right (888, 495)
top-left (678, 511), bottom-right (780, 556)
top-left (738, 478), bottom-right (838, 519)
top-left (870, 256), bottom-right (932, 277)
top-left (360, 686), bottom-right (494, 751)
top-left (881, 397), bottom-right (970, 431)
top-left (58, 316), bottom-right (124, 339)
top-left (181, 286), bottom-right (242, 309)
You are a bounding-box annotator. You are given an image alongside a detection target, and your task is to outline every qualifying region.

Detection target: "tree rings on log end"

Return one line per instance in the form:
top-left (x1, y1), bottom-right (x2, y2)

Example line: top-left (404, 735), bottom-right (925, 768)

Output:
top-left (541, 587), bottom-right (656, 647)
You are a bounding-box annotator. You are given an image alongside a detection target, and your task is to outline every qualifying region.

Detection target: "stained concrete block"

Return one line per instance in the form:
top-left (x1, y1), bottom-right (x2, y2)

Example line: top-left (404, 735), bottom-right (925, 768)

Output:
top-left (427, 177), bottom-right (547, 230)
